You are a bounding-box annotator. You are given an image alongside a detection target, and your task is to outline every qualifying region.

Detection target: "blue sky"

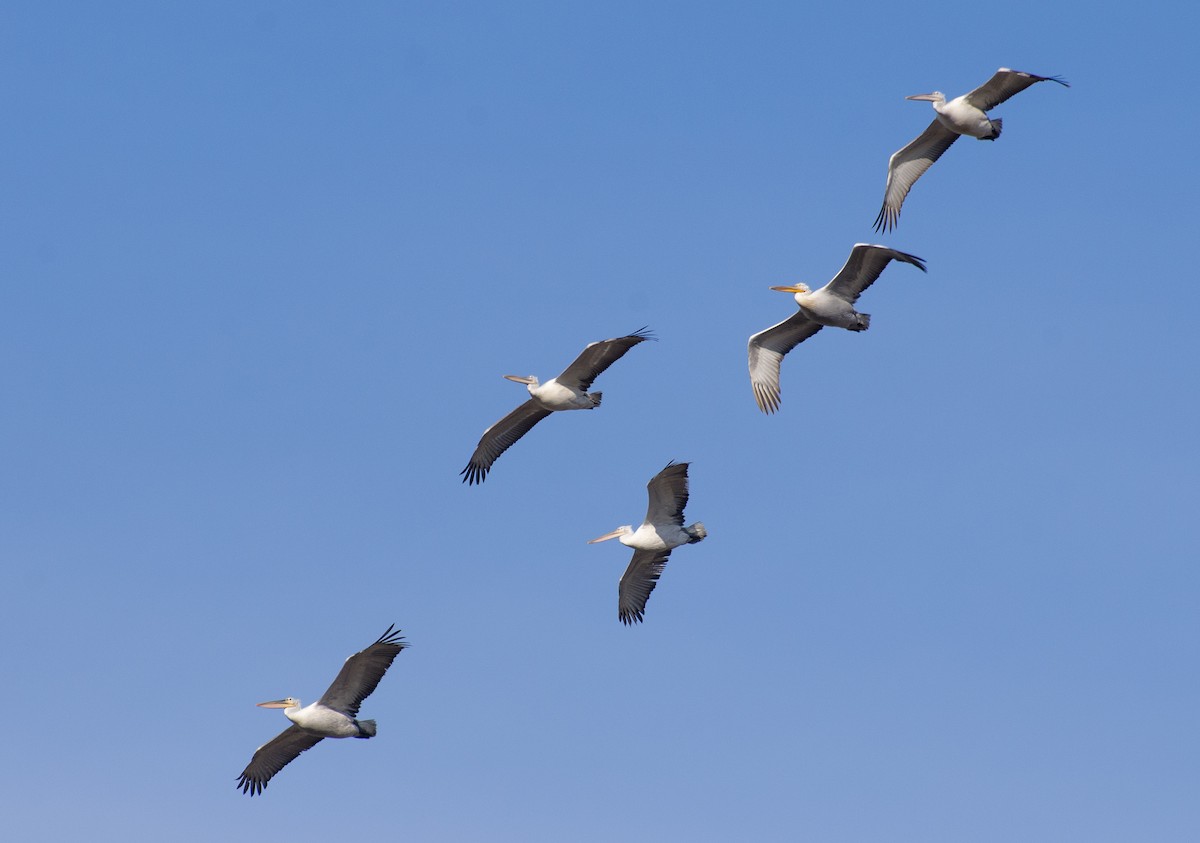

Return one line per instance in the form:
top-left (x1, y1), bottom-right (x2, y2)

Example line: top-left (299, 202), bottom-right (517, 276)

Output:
top-left (2, 2), bottom-right (1196, 840)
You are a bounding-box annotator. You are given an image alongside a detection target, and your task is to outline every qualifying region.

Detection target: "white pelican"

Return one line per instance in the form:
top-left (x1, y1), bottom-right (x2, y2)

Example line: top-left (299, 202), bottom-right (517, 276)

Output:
top-left (748, 243), bottom-right (926, 413)
top-left (875, 67), bottom-right (1069, 232)
top-left (237, 625), bottom-right (407, 796)
top-left (461, 328), bottom-right (654, 484)
top-left (589, 461), bottom-right (706, 625)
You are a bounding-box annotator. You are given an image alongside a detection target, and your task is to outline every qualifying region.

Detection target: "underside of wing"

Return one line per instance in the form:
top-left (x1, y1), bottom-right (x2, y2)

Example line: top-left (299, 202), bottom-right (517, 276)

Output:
top-left (318, 625), bottom-right (408, 717)
top-left (747, 312), bottom-right (822, 413)
top-left (557, 328), bottom-right (654, 391)
top-left (237, 725), bottom-right (324, 796)
top-left (461, 399), bottom-right (553, 485)
top-left (874, 119), bottom-right (959, 233)
top-left (618, 548), bottom-right (671, 625)
top-left (824, 244), bottom-right (927, 304)
top-left (965, 67), bottom-right (1069, 112)
top-left (645, 461), bottom-right (690, 528)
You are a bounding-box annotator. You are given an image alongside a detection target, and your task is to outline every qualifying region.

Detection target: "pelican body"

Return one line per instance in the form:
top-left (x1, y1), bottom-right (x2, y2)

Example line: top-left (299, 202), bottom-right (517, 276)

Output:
top-left (875, 67), bottom-right (1069, 232)
top-left (748, 244), bottom-right (926, 414)
top-left (256, 697), bottom-right (374, 738)
top-left (237, 625), bottom-right (407, 796)
top-left (504, 373), bottom-right (602, 412)
top-left (589, 461), bottom-right (706, 625)
top-left (461, 328), bottom-right (654, 484)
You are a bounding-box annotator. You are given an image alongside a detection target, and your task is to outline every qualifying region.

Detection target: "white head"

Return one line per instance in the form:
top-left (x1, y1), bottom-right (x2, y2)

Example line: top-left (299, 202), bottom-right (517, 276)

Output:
top-left (769, 282), bottom-right (811, 304)
top-left (503, 374), bottom-right (539, 391)
top-left (588, 525), bottom-right (633, 544)
top-left (256, 697), bottom-right (301, 711)
top-left (905, 91), bottom-right (946, 105)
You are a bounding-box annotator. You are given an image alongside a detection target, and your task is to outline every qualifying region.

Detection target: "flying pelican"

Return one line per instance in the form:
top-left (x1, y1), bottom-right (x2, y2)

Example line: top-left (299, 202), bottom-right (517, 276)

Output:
top-left (748, 243), bottom-right (926, 413)
top-left (461, 328), bottom-right (654, 484)
top-left (874, 67), bottom-right (1069, 232)
top-left (237, 624), bottom-right (407, 796)
top-left (589, 461), bottom-right (706, 625)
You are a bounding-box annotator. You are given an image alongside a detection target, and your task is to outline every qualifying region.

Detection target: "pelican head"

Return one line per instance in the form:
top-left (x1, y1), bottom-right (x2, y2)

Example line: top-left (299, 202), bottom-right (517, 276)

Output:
top-left (588, 525), bottom-right (633, 544)
top-left (256, 697), bottom-right (300, 709)
top-left (769, 283), bottom-right (810, 295)
top-left (905, 91), bottom-right (945, 104)
top-left (503, 374), bottom-right (539, 386)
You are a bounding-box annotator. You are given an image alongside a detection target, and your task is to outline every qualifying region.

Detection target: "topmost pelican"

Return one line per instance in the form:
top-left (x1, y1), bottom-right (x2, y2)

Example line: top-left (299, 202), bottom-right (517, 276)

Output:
top-left (874, 67), bottom-right (1069, 232)
top-left (461, 329), bottom-right (654, 484)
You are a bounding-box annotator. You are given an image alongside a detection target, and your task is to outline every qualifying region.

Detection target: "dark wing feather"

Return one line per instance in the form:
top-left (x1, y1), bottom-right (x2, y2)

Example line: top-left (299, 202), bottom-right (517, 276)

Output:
top-left (645, 461), bottom-right (690, 528)
top-left (874, 119), bottom-right (959, 232)
top-left (747, 312), bottom-right (823, 414)
top-left (823, 244), bottom-right (927, 305)
top-left (461, 399), bottom-right (553, 485)
top-left (618, 548), bottom-right (672, 625)
top-left (317, 625), bottom-right (408, 717)
top-left (964, 68), bottom-right (1069, 113)
top-left (237, 725), bottom-right (324, 796)
top-left (556, 328), bottom-right (654, 392)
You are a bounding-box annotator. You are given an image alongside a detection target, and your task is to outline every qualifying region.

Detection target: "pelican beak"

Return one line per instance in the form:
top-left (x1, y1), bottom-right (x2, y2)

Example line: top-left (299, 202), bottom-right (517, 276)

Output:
top-left (769, 285), bottom-right (806, 294)
top-left (905, 93), bottom-right (939, 102)
top-left (588, 529), bottom-right (624, 544)
top-left (256, 699), bottom-right (292, 708)
top-left (503, 375), bottom-right (535, 384)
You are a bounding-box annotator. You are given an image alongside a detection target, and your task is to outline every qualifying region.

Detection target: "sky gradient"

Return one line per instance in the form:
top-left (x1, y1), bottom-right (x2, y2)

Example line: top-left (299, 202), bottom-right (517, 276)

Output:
top-left (2, 2), bottom-right (1196, 840)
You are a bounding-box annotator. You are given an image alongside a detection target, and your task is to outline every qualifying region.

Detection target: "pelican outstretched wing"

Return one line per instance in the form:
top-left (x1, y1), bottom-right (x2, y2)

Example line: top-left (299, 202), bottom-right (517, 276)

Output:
top-left (965, 68), bottom-right (1069, 112)
top-left (318, 625), bottom-right (408, 717)
top-left (237, 725), bottom-right (324, 796)
top-left (874, 119), bottom-right (959, 233)
top-left (556, 328), bottom-right (654, 392)
top-left (748, 312), bottom-right (822, 414)
top-left (644, 461), bottom-right (690, 529)
top-left (461, 399), bottom-right (553, 485)
top-left (824, 244), bottom-right (926, 304)
top-left (618, 547), bottom-right (671, 625)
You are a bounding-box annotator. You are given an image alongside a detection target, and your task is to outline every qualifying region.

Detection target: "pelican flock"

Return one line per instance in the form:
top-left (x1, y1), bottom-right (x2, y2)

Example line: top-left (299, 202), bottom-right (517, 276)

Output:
top-left (875, 68), bottom-right (1069, 232)
top-left (237, 625), bottom-right (407, 796)
top-left (461, 328), bottom-right (654, 485)
top-left (748, 244), bottom-right (927, 413)
top-left (225, 64), bottom-right (1066, 801)
top-left (589, 461), bottom-right (707, 624)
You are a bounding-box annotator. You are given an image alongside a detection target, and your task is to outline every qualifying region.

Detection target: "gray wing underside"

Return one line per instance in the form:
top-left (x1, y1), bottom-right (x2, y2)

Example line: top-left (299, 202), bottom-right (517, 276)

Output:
top-left (964, 67), bottom-right (1069, 112)
top-left (644, 461), bottom-right (690, 528)
top-left (747, 313), bottom-right (822, 414)
top-left (874, 119), bottom-right (959, 233)
top-left (318, 624), bottom-right (408, 717)
top-left (461, 399), bottom-right (554, 485)
top-left (618, 548), bottom-right (671, 625)
top-left (237, 725), bottom-right (324, 796)
top-left (824, 244), bottom-right (927, 304)
top-left (556, 328), bottom-right (653, 392)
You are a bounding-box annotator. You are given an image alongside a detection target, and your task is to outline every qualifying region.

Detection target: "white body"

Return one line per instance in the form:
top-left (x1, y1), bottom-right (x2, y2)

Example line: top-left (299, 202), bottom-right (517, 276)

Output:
top-left (617, 521), bottom-right (702, 554)
top-left (931, 95), bottom-right (996, 139)
top-left (525, 377), bottom-right (597, 411)
top-left (791, 288), bottom-right (866, 331)
top-left (283, 701), bottom-right (364, 738)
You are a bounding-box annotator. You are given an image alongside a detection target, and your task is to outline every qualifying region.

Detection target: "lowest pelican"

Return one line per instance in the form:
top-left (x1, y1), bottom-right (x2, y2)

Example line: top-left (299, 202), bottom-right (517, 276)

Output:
top-left (461, 328), bottom-right (654, 484)
top-left (875, 67), bottom-right (1069, 232)
top-left (237, 625), bottom-right (407, 796)
top-left (748, 243), bottom-right (926, 413)
top-left (589, 461), bottom-right (706, 625)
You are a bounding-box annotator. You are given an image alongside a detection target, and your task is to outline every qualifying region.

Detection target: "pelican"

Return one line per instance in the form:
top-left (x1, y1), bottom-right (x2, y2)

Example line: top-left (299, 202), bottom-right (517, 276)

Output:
top-left (461, 328), bottom-right (654, 484)
top-left (589, 461), bottom-right (706, 625)
top-left (237, 624), bottom-right (407, 796)
top-left (748, 243), bottom-right (926, 413)
top-left (875, 67), bottom-right (1069, 232)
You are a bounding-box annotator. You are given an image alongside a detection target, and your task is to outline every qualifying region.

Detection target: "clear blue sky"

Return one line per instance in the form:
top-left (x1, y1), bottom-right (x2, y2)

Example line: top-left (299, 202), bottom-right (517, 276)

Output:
top-left (2, 2), bottom-right (1196, 840)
